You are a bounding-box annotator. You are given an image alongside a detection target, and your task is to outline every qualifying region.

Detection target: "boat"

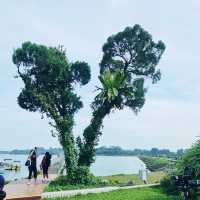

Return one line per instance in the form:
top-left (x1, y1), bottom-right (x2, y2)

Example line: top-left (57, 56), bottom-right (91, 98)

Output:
top-left (5, 164), bottom-right (21, 171)
top-left (3, 158), bottom-right (12, 161)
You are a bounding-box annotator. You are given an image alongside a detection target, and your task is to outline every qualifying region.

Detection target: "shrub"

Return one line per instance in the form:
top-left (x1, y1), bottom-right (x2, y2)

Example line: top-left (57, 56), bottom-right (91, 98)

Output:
top-left (160, 175), bottom-right (179, 196)
top-left (71, 166), bottom-right (98, 185)
top-left (177, 140), bottom-right (200, 178)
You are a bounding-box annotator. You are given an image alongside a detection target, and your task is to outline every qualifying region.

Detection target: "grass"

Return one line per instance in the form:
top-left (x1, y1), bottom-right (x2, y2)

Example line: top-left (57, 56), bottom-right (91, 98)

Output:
top-left (45, 172), bottom-right (166, 192)
top-left (101, 174), bottom-right (143, 186)
top-left (44, 187), bottom-right (182, 200)
top-left (148, 171), bottom-right (166, 183)
top-left (139, 156), bottom-right (176, 172)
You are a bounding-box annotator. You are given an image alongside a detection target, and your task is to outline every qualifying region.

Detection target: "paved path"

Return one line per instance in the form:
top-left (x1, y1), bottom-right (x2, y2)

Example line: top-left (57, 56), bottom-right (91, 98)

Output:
top-left (5, 174), bottom-right (57, 200)
top-left (42, 183), bottom-right (160, 199)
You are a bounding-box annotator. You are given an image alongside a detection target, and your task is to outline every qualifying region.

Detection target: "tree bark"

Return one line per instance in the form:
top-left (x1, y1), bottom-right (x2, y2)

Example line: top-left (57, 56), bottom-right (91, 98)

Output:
top-left (78, 103), bottom-right (112, 166)
top-left (61, 132), bottom-right (77, 181)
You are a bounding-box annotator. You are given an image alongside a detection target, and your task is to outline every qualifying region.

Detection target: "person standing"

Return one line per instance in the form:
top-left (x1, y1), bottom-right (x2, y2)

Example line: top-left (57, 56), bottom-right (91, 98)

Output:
top-left (27, 147), bottom-right (38, 184)
top-left (141, 166), bottom-right (148, 184)
top-left (40, 152), bottom-right (51, 183)
top-left (139, 165), bottom-right (148, 184)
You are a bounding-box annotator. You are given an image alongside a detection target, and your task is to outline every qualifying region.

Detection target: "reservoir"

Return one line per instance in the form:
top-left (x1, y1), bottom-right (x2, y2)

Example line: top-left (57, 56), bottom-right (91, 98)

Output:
top-left (0, 154), bottom-right (145, 180)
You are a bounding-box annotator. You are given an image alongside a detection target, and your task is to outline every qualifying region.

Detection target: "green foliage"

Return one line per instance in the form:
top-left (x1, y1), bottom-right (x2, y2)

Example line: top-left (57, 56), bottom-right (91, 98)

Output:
top-left (78, 24), bottom-right (165, 167)
top-left (140, 156), bottom-right (176, 172)
top-left (97, 70), bottom-right (125, 103)
top-left (71, 166), bottom-right (102, 185)
top-left (13, 25), bottom-right (165, 181)
top-left (103, 174), bottom-right (143, 186)
top-left (160, 175), bottom-right (179, 196)
top-left (177, 140), bottom-right (200, 177)
top-left (45, 172), bottom-right (166, 192)
top-left (100, 24), bottom-right (165, 82)
top-left (13, 42), bottom-right (91, 179)
top-left (44, 187), bottom-right (181, 200)
top-left (45, 170), bottom-right (106, 192)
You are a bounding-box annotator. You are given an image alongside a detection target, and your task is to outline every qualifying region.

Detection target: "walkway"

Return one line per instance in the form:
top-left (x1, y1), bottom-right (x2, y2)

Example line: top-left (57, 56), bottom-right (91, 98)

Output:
top-left (42, 183), bottom-right (160, 199)
top-left (5, 174), bottom-right (57, 200)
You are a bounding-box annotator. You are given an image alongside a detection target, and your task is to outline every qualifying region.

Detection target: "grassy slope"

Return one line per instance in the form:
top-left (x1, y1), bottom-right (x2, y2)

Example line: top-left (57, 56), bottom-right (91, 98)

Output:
top-left (44, 187), bottom-right (181, 200)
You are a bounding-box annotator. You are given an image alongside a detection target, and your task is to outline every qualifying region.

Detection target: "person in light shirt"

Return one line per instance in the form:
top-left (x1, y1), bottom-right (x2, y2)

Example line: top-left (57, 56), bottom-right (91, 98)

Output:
top-left (139, 165), bottom-right (148, 184)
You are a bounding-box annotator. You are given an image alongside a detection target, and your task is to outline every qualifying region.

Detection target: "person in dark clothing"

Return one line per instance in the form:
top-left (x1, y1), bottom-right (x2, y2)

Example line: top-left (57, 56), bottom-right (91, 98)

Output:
top-left (0, 175), bottom-right (6, 200)
top-left (40, 152), bottom-right (51, 183)
top-left (27, 147), bottom-right (37, 184)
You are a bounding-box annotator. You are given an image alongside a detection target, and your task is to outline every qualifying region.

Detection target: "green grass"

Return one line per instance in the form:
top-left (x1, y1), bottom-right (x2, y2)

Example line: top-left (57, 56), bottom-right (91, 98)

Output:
top-left (139, 156), bottom-right (176, 171)
top-left (45, 172), bottom-right (166, 192)
top-left (101, 174), bottom-right (143, 186)
top-left (148, 171), bottom-right (166, 183)
top-left (44, 187), bottom-right (182, 200)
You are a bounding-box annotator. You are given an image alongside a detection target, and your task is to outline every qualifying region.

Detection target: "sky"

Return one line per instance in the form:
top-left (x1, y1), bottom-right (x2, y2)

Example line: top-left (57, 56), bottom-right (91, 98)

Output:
top-left (1, 0), bottom-right (200, 151)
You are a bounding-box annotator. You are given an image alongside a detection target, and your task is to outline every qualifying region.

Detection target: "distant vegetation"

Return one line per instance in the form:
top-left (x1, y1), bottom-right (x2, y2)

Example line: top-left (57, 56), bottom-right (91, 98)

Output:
top-left (0, 147), bottom-right (62, 155)
top-left (0, 146), bottom-right (184, 158)
top-left (0, 146), bottom-right (184, 159)
top-left (96, 146), bottom-right (184, 158)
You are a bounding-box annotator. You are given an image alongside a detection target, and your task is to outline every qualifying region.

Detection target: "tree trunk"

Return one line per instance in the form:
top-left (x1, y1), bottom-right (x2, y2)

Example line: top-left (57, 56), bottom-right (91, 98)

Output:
top-left (55, 115), bottom-right (78, 181)
top-left (78, 103), bottom-right (112, 166)
top-left (61, 132), bottom-right (77, 181)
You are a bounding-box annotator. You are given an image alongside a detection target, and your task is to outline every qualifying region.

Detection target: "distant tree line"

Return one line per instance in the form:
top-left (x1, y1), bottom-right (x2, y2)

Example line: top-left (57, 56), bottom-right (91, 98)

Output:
top-left (0, 146), bottom-right (184, 158)
top-left (96, 146), bottom-right (184, 158)
top-left (0, 147), bottom-right (62, 155)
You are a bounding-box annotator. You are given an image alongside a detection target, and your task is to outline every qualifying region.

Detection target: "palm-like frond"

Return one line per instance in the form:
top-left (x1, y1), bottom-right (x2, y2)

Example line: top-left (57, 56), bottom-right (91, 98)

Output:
top-left (96, 70), bottom-right (125, 102)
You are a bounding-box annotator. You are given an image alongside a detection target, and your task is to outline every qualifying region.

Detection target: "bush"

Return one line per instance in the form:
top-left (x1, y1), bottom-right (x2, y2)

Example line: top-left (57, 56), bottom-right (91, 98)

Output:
top-left (160, 175), bottom-right (179, 196)
top-left (45, 167), bottom-right (108, 192)
top-left (71, 166), bottom-right (101, 185)
top-left (177, 140), bottom-right (200, 178)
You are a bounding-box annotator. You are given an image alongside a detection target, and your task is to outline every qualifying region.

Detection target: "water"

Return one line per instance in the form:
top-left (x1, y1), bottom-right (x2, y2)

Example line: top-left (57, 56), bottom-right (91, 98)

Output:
top-left (0, 154), bottom-right (145, 180)
top-left (0, 154), bottom-right (46, 181)
top-left (91, 156), bottom-right (145, 176)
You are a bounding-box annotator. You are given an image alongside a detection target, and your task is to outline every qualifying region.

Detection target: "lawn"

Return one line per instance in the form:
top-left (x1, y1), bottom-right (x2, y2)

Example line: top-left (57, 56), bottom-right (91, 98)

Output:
top-left (44, 187), bottom-right (182, 200)
top-left (45, 172), bottom-right (166, 192)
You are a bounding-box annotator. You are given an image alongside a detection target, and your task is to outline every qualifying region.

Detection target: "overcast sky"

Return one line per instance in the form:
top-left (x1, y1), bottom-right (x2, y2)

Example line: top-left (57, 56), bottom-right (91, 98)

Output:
top-left (1, 0), bottom-right (200, 151)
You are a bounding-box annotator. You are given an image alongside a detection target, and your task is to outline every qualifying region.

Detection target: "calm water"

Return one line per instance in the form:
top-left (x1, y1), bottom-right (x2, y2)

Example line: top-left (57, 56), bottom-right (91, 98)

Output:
top-left (0, 154), bottom-right (46, 181)
top-left (91, 156), bottom-right (145, 176)
top-left (0, 154), bottom-right (145, 180)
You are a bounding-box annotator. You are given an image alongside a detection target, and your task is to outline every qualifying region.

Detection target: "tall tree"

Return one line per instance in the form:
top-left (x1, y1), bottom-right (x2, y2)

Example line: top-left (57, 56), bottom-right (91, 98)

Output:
top-left (13, 24), bottom-right (165, 181)
top-left (78, 24), bottom-right (165, 166)
top-left (12, 42), bottom-right (91, 180)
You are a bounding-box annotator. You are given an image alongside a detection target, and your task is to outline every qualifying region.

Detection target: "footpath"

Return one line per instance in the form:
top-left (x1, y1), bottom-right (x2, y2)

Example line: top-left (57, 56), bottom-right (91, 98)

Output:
top-left (5, 174), bottom-right (57, 200)
top-left (4, 155), bottom-right (63, 200)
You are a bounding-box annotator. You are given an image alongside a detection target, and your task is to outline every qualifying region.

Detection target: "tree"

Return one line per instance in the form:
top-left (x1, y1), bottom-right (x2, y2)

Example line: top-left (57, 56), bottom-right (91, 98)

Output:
top-left (13, 24), bottom-right (165, 181)
top-left (177, 140), bottom-right (200, 177)
top-left (12, 42), bottom-right (91, 180)
top-left (78, 24), bottom-right (165, 166)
